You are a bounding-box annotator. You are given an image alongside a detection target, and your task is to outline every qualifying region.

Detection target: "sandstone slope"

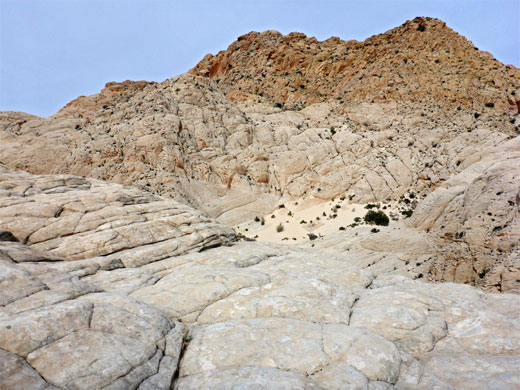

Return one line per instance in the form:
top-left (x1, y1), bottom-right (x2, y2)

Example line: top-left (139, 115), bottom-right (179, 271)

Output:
top-left (1, 18), bottom-right (519, 225)
top-left (0, 168), bottom-right (519, 389)
top-left (1, 17), bottom-right (519, 293)
top-left (192, 17), bottom-right (520, 115)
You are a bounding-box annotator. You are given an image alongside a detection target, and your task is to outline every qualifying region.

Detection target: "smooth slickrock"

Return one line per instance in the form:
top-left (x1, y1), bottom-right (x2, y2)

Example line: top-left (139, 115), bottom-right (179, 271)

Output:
top-left (410, 136), bottom-right (520, 292)
top-left (0, 167), bottom-right (235, 264)
top-left (0, 349), bottom-right (59, 390)
top-left (0, 169), bottom-right (519, 389)
top-left (0, 255), bottom-right (185, 390)
top-left (175, 366), bottom-right (324, 390)
top-left (1, 76), bottom-right (517, 289)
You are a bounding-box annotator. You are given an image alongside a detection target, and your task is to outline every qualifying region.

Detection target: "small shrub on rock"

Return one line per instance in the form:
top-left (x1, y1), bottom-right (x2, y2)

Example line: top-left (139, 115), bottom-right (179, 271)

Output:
top-left (364, 210), bottom-right (389, 226)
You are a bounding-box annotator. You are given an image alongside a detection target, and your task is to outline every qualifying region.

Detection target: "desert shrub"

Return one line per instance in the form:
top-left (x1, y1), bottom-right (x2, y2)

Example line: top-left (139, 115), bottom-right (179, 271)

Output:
top-left (401, 209), bottom-right (413, 218)
top-left (276, 223), bottom-right (284, 233)
top-left (307, 233), bottom-right (318, 240)
top-left (364, 210), bottom-right (389, 226)
top-left (370, 228), bottom-right (380, 233)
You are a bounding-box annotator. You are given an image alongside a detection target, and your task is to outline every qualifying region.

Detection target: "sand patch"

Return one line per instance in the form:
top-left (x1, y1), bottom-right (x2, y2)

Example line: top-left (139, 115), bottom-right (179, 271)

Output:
top-left (235, 194), bottom-right (412, 245)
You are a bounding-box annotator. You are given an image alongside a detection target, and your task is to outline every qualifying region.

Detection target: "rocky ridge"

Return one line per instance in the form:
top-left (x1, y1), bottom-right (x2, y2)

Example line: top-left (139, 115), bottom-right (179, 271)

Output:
top-left (192, 17), bottom-right (520, 115)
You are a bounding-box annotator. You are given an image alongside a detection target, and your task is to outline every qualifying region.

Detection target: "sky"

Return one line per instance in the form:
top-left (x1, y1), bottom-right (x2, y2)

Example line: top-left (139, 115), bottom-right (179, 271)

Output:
top-left (1, 0), bottom-right (519, 117)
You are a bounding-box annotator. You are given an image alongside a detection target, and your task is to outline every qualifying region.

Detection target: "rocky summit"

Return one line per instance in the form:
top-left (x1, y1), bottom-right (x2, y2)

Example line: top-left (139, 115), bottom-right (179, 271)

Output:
top-left (1, 16), bottom-right (519, 389)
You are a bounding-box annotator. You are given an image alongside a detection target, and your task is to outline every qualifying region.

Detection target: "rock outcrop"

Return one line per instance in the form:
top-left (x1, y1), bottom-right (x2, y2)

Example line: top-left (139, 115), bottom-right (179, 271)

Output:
top-left (1, 169), bottom-right (519, 389)
top-left (192, 17), bottom-right (520, 115)
top-left (0, 167), bottom-right (235, 264)
top-left (410, 135), bottom-right (520, 292)
top-left (1, 18), bottom-right (518, 228)
top-left (1, 16), bottom-right (520, 389)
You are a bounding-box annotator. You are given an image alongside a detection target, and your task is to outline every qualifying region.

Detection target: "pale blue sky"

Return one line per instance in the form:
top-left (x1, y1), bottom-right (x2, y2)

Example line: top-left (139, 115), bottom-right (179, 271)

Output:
top-left (1, 0), bottom-right (519, 117)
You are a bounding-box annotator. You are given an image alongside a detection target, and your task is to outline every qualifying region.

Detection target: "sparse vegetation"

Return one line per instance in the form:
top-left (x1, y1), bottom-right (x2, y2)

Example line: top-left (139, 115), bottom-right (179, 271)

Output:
top-left (307, 233), bottom-right (318, 240)
top-left (364, 210), bottom-right (389, 226)
top-left (401, 209), bottom-right (413, 218)
top-left (276, 223), bottom-right (284, 233)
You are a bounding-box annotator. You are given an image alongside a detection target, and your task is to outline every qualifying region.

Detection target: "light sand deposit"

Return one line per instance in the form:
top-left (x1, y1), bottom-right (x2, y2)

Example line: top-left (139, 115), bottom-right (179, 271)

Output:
top-left (235, 196), bottom-right (404, 244)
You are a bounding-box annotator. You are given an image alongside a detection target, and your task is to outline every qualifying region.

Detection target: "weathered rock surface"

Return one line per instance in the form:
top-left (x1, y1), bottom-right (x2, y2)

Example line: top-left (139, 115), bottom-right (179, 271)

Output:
top-left (1, 16), bottom-right (520, 389)
top-left (0, 167), bottom-right (235, 265)
top-left (1, 19), bottom-right (518, 293)
top-left (0, 249), bottom-right (185, 390)
top-left (410, 136), bottom-right (520, 292)
top-left (192, 17), bottom-right (520, 115)
top-left (0, 168), bottom-right (519, 389)
top-left (1, 18), bottom-right (518, 229)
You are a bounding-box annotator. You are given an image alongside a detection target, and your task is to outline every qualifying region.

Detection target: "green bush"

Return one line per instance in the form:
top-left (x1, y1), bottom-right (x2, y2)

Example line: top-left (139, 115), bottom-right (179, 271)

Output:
top-left (364, 210), bottom-right (389, 226)
top-left (401, 209), bottom-right (413, 218)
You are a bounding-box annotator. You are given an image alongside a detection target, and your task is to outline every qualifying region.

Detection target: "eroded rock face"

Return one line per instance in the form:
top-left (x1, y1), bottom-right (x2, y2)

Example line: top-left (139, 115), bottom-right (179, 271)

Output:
top-left (0, 250), bottom-right (185, 390)
top-left (192, 17), bottom-right (520, 115)
top-left (0, 167), bottom-right (235, 264)
top-left (410, 136), bottom-right (520, 292)
top-left (1, 22), bottom-right (518, 294)
top-left (0, 169), bottom-right (519, 389)
top-left (1, 16), bottom-right (520, 389)
top-left (1, 19), bottom-right (518, 229)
